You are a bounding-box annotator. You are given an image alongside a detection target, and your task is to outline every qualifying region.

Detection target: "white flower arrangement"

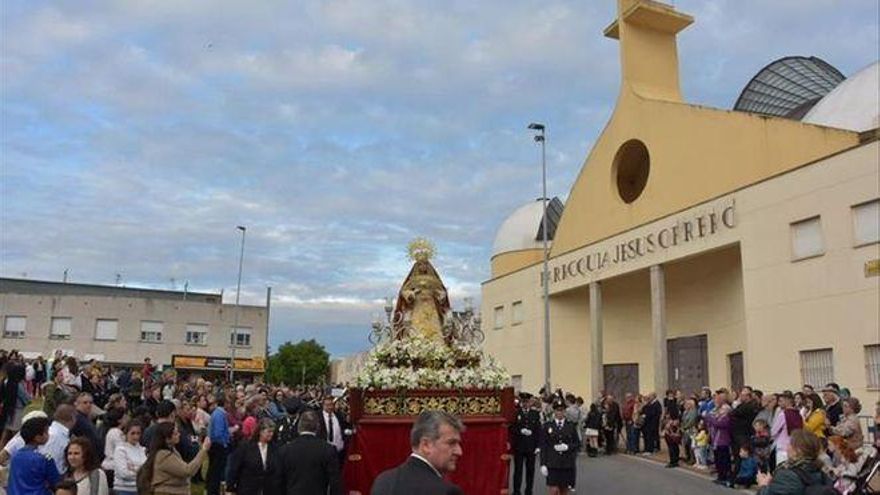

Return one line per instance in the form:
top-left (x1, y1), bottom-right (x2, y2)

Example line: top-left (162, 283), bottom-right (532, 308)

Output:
top-left (355, 334), bottom-right (509, 390)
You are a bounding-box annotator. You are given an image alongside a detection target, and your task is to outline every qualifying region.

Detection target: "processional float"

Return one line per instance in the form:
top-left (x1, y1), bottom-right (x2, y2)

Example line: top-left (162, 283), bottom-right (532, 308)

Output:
top-left (345, 238), bottom-right (515, 495)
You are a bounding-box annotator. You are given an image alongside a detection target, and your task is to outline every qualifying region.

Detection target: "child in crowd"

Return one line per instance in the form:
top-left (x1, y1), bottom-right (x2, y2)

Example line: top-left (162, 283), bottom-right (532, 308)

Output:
top-left (7, 417), bottom-right (61, 495)
top-left (54, 479), bottom-right (78, 495)
top-left (734, 445), bottom-right (758, 487)
top-left (663, 419), bottom-right (682, 468)
top-left (751, 418), bottom-right (773, 473)
top-left (693, 421), bottom-right (710, 470)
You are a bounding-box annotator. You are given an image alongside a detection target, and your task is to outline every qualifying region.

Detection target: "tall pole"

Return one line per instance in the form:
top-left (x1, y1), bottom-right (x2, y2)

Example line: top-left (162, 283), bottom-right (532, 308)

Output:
top-left (230, 226), bottom-right (246, 383)
top-left (529, 122), bottom-right (551, 395)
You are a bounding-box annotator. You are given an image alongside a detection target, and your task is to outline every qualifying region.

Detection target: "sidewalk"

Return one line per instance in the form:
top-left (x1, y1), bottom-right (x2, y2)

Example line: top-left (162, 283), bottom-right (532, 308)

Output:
top-left (606, 441), bottom-right (759, 493)
top-left (617, 453), bottom-right (757, 494)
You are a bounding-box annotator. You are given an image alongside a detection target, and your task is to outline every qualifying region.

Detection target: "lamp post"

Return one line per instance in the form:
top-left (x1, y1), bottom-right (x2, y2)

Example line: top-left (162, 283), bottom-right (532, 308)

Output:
top-left (230, 225), bottom-right (246, 383)
top-left (528, 122), bottom-right (551, 395)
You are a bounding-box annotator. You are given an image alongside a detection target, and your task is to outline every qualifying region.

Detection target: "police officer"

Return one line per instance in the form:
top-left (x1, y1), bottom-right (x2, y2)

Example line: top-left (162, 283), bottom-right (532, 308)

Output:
top-left (7, 416), bottom-right (61, 495)
top-left (510, 392), bottom-right (541, 495)
top-left (540, 398), bottom-right (581, 495)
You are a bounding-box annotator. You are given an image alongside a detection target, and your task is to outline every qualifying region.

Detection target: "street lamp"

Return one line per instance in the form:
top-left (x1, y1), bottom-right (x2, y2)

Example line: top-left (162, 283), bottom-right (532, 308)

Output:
top-left (528, 122), bottom-right (551, 395)
top-left (230, 225), bottom-right (246, 383)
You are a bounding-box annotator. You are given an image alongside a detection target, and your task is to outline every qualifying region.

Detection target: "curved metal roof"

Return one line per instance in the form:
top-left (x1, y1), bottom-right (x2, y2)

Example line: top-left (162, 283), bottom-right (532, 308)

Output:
top-left (733, 56), bottom-right (845, 118)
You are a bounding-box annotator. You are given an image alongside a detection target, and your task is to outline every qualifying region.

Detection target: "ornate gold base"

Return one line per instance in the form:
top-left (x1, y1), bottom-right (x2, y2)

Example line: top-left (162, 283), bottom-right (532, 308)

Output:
top-left (349, 387), bottom-right (515, 422)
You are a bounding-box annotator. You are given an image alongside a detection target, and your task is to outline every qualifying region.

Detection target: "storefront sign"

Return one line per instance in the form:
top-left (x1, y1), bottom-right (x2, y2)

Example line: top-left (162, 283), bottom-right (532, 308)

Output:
top-left (172, 354), bottom-right (265, 372)
top-left (548, 201), bottom-right (736, 285)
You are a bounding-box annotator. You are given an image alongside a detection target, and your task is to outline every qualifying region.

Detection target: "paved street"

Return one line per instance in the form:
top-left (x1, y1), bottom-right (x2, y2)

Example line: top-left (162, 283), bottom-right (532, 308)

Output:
top-left (518, 454), bottom-right (752, 495)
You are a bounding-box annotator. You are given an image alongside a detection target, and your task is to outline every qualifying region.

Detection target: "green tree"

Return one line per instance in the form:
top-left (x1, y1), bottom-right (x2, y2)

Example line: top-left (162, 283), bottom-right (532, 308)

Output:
top-left (266, 339), bottom-right (330, 385)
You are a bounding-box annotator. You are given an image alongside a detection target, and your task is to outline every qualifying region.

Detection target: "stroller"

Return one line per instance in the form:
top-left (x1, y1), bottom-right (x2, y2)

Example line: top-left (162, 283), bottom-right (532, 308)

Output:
top-left (853, 451), bottom-right (880, 494)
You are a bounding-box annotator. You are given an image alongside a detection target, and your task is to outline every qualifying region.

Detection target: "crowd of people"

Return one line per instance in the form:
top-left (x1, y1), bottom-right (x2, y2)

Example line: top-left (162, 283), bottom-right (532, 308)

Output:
top-left (0, 349), bottom-right (353, 495)
top-left (509, 384), bottom-right (880, 495)
top-left (3, 347), bottom-right (879, 495)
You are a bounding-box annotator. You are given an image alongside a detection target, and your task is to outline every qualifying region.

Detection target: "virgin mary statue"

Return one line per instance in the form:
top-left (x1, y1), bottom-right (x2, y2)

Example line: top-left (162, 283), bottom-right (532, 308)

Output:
top-left (392, 239), bottom-right (451, 344)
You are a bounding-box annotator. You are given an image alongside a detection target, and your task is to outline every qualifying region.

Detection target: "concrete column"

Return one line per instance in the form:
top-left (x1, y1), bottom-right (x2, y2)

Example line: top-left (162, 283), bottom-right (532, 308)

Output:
top-left (650, 265), bottom-right (668, 393)
top-left (589, 281), bottom-right (603, 401)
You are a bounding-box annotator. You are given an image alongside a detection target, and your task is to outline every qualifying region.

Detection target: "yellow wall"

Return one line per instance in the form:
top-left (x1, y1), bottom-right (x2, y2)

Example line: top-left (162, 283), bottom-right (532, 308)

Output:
top-left (481, 267), bottom-right (546, 393)
top-left (550, 0), bottom-right (859, 258)
top-left (548, 288), bottom-right (591, 395)
top-left (737, 141), bottom-right (880, 400)
top-left (665, 246), bottom-right (747, 389)
top-left (600, 270), bottom-right (653, 394)
top-left (481, 0), bottom-right (877, 402)
top-left (551, 96), bottom-right (859, 258)
top-left (482, 142), bottom-right (879, 401)
top-left (490, 249), bottom-right (543, 278)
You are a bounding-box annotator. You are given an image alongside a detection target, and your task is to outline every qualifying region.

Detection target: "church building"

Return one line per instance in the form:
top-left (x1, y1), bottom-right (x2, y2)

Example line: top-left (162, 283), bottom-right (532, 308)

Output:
top-left (481, 0), bottom-right (880, 402)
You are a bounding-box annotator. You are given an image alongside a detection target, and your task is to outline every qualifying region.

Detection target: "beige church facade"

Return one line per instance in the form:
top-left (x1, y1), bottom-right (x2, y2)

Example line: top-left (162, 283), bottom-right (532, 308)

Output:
top-left (482, 0), bottom-right (880, 403)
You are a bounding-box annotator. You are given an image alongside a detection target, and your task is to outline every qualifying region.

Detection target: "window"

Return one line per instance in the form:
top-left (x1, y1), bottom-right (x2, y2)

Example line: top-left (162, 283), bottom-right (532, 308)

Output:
top-left (3, 316), bottom-right (26, 338)
top-left (493, 306), bottom-right (504, 330)
top-left (511, 301), bottom-right (524, 325)
top-left (230, 327), bottom-right (252, 347)
top-left (49, 317), bottom-right (72, 340)
top-left (186, 324), bottom-right (208, 346)
top-left (866, 345), bottom-right (880, 389)
top-left (613, 139), bottom-right (650, 203)
top-left (853, 200), bottom-right (880, 246)
top-left (799, 348), bottom-right (834, 387)
top-left (140, 321), bottom-right (163, 342)
top-left (94, 319), bottom-right (118, 341)
top-left (791, 216), bottom-right (824, 260)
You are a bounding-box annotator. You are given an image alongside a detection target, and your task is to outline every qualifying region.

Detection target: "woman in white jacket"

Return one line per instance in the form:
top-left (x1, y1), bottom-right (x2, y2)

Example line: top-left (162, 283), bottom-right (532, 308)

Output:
top-left (113, 421), bottom-right (147, 495)
top-left (100, 409), bottom-right (126, 490)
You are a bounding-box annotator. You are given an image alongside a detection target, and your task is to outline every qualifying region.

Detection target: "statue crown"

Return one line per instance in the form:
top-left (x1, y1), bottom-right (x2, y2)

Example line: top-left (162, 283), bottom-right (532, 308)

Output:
top-left (407, 237), bottom-right (435, 262)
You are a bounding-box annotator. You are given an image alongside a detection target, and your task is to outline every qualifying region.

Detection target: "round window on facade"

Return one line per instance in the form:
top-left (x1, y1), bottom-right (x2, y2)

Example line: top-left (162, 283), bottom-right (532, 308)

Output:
top-left (613, 139), bottom-right (650, 203)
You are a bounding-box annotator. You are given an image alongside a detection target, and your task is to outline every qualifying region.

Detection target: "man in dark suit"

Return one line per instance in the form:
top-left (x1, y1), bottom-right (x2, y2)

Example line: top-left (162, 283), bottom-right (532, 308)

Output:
top-left (539, 399), bottom-right (581, 495)
top-left (510, 393), bottom-right (542, 495)
top-left (642, 393), bottom-right (663, 453)
top-left (371, 410), bottom-right (464, 495)
top-left (317, 396), bottom-right (352, 468)
top-left (278, 410), bottom-right (343, 495)
top-left (729, 386), bottom-right (760, 475)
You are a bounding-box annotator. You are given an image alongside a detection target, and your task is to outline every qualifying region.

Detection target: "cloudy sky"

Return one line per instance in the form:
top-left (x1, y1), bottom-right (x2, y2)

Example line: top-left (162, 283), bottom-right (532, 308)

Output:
top-left (2, 1), bottom-right (877, 357)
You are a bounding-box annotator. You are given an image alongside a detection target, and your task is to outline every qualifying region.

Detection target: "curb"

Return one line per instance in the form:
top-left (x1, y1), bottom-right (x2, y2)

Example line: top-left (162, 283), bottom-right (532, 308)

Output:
top-left (621, 453), bottom-right (757, 494)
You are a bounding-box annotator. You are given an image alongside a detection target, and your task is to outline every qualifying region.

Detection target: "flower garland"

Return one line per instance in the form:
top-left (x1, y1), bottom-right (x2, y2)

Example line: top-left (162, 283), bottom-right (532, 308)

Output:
top-left (355, 334), bottom-right (509, 390)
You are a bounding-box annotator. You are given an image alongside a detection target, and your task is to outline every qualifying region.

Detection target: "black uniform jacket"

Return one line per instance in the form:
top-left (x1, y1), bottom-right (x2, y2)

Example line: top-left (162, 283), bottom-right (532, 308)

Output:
top-left (510, 407), bottom-right (542, 454)
top-left (539, 419), bottom-right (580, 469)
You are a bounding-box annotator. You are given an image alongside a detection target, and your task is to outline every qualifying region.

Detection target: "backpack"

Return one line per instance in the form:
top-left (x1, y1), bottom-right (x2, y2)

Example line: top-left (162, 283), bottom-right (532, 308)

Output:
top-left (792, 467), bottom-right (837, 495)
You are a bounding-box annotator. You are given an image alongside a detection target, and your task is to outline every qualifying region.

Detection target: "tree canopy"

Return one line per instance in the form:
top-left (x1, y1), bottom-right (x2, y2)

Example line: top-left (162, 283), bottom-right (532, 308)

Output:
top-left (266, 339), bottom-right (330, 385)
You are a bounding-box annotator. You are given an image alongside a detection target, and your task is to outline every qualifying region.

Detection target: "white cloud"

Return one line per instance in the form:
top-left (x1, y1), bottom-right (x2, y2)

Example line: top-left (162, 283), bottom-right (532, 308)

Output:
top-left (2, 0), bottom-right (877, 356)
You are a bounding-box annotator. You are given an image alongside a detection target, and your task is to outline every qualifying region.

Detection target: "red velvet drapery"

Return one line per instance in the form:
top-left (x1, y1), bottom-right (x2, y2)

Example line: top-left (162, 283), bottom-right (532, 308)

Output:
top-left (344, 420), bottom-right (510, 495)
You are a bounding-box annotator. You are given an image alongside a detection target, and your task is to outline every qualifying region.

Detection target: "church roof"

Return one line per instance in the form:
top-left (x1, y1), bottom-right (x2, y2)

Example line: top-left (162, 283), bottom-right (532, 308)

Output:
top-left (733, 56), bottom-right (845, 118)
top-left (802, 61), bottom-right (880, 132)
top-left (492, 198), bottom-right (564, 257)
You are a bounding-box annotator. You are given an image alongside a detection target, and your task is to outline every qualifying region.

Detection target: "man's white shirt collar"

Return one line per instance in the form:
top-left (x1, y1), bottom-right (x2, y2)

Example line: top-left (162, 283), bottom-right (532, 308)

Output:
top-left (410, 453), bottom-right (442, 478)
top-left (49, 421), bottom-right (69, 436)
